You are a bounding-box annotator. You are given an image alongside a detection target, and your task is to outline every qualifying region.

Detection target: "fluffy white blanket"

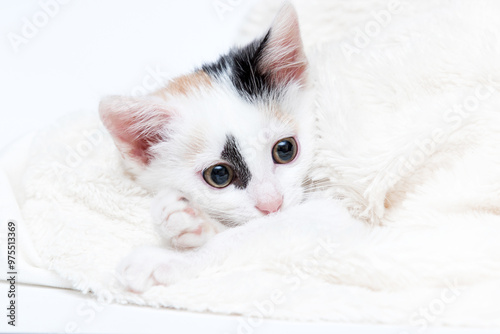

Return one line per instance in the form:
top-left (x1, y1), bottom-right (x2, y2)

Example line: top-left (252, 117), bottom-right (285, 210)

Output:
top-left (6, 0), bottom-right (500, 329)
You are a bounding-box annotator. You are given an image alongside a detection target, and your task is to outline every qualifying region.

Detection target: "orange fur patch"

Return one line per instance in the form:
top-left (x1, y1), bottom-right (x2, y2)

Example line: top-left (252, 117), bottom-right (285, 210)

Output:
top-left (154, 70), bottom-right (212, 98)
top-left (266, 102), bottom-right (297, 130)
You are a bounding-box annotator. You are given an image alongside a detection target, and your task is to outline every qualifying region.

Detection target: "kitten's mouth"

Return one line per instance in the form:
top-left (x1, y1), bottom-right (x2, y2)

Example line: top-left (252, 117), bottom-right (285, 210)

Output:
top-left (205, 193), bottom-right (299, 227)
top-left (207, 208), bottom-right (268, 227)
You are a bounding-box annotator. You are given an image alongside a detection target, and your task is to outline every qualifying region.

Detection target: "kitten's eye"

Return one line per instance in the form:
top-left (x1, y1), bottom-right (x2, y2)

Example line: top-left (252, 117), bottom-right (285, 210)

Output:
top-left (272, 137), bottom-right (298, 164)
top-left (203, 164), bottom-right (234, 188)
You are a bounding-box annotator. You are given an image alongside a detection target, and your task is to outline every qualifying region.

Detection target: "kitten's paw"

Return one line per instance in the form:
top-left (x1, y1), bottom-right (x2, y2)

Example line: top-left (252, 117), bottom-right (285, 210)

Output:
top-left (151, 190), bottom-right (225, 250)
top-left (166, 209), bottom-right (220, 249)
top-left (116, 247), bottom-right (187, 293)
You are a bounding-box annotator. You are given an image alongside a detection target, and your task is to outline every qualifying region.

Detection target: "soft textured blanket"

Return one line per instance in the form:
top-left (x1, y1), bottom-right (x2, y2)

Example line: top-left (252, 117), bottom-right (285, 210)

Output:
top-left (6, 0), bottom-right (500, 329)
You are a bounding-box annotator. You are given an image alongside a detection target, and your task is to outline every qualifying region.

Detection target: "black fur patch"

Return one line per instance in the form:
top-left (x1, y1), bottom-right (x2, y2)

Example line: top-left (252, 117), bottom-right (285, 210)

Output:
top-left (221, 135), bottom-right (251, 189)
top-left (202, 32), bottom-right (278, 102)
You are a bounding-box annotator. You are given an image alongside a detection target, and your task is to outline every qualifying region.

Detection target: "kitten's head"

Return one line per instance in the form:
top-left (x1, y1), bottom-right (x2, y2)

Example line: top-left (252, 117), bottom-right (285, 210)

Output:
top-left (99, 4), bottom-right (313, 226)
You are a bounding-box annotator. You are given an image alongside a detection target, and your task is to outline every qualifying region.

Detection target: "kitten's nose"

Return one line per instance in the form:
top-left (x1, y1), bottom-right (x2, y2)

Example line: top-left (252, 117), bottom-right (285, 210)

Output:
top-left (255, 196), bottom-right (283, 215)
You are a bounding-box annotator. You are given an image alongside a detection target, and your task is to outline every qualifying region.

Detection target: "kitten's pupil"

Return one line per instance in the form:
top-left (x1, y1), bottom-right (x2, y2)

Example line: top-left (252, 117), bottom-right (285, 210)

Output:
top-left (273, 137), bottom-right (298, 164)
top-left (212, 165), bottom-right (230, 185)
top-left (276, 141), bottom-right (293, 160)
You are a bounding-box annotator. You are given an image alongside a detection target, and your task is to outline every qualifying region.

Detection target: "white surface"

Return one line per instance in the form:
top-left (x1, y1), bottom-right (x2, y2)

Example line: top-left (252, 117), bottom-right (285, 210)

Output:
top-left (2, 281), bottom-right (499, 334)
top-left (0, 137), bottom-right (74, 289)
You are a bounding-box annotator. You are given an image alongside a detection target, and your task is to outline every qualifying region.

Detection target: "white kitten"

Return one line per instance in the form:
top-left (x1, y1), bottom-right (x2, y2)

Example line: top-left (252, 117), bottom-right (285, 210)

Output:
top-left (99, 3), bottom-right (313, 253)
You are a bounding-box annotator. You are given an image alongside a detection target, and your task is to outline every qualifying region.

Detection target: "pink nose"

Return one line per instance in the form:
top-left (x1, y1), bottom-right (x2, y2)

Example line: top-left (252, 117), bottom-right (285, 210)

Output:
top-left (255, 196), bottom-right (283, 215)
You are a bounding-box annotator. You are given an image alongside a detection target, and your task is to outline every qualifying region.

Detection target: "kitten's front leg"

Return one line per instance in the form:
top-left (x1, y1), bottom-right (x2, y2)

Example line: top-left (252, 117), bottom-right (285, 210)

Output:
top-left (117, 246), bottom-right (199, 293)
top-left (151, 190), bottom-right (227, 250)
top-left (117, 219), bottom-right (263, 293)
top-left (117, 190), bottom-right (229, 292)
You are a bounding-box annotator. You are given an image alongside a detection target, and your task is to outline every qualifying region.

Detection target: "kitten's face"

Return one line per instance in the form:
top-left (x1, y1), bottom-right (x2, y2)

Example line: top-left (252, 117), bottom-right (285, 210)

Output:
top-left (99, 4), bottom-right (311, 225)
top-left (147, 73), bottom-right (312, 225)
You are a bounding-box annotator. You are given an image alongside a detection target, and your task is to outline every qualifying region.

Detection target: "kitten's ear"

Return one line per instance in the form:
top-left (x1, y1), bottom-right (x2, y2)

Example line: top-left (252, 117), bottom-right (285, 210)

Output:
top-left (99, 95), bottom-right (171, 165)
top-left (258, 3), bottom-right (307, 85)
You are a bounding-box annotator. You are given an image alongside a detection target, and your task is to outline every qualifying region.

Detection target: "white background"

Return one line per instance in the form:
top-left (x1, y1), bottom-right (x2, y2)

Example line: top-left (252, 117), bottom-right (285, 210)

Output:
top-left (0, 0), bottom-right (261, 152)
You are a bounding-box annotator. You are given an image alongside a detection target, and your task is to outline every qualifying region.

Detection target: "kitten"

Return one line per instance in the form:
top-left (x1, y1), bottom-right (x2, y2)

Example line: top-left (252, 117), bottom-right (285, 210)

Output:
top-left (100, 2), bottom-right (500, 292)
top-left (99, 3), bottom-right (313, 250)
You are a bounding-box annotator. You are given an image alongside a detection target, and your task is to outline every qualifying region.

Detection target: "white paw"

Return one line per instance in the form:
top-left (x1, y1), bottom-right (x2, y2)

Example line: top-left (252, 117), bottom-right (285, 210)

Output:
top-left (116, 246), bottom-right (188, 293)
top-left (151, 190), bottom-right (225, 249)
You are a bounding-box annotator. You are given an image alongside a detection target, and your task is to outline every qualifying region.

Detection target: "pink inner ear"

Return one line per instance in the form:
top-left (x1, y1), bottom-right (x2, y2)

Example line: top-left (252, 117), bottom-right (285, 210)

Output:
top-left (260, 4), bottom-right (308, 85)
top-left (99, 96), bottom-right (170, 165)
top-left (113, 116), bottom-right (165, 164)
